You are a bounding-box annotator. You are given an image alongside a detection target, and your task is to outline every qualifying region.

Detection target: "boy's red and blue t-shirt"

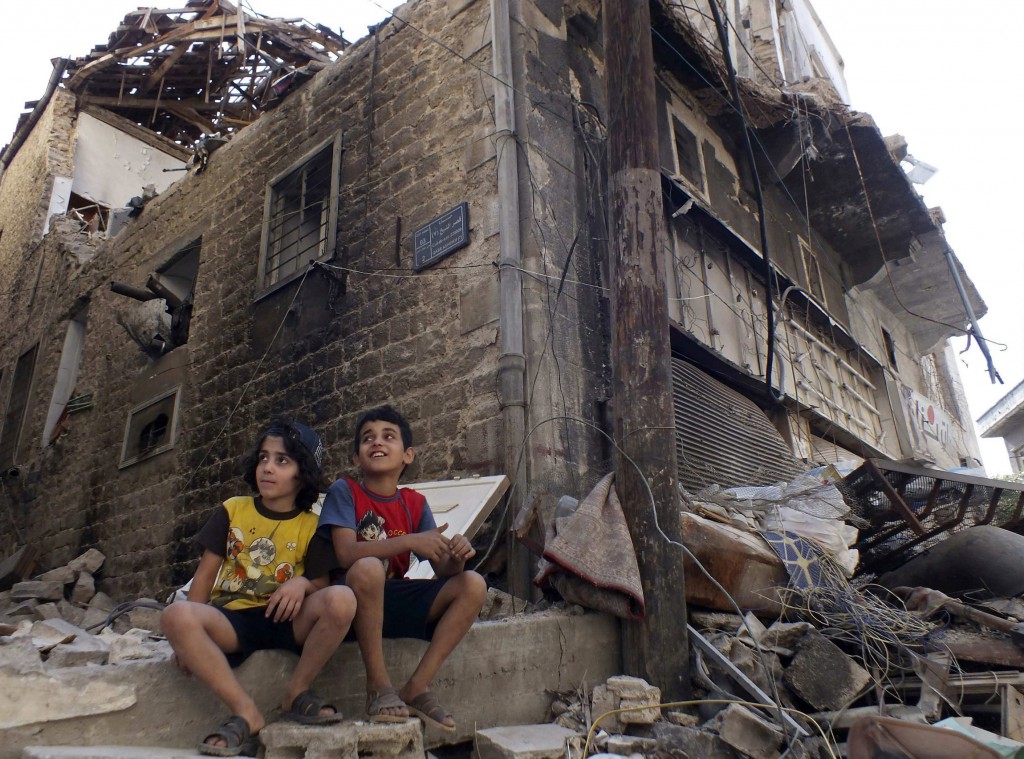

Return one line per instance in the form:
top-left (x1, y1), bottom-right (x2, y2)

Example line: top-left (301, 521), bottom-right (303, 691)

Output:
top-left (317, 477), bottom-right (437, 578)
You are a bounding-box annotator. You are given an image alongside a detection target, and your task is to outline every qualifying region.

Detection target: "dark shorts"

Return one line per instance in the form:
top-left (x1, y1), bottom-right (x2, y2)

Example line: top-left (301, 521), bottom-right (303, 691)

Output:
top-left (214, 605), bottom-right (301, 667)
top-left (334, 572), bottom-right (451, 641)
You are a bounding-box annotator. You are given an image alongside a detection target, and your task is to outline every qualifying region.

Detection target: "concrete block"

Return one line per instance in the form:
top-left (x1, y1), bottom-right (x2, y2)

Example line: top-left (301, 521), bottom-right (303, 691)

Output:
top-left (783, 630), bottom-right (871, 711)
top-left (261, 719), bottom-right (422, 759)
top-left (71, 573), bottom-right (96, 605)
top-left (705, 703), bottom-right (783, 759)
top-left (67, 550), bottom-right (105, 575)
top-left (475, 724), bottom-right (580, 759)
top-left (11, 581), bottom-right (64, 602)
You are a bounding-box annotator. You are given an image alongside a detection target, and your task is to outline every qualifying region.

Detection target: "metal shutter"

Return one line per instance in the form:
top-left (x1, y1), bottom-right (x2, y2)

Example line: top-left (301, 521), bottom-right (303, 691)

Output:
top-left (672, 358), bottom-right (802, 494)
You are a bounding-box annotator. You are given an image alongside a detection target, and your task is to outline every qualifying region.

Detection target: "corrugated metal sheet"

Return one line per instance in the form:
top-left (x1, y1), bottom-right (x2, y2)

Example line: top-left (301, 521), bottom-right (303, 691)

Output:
top-left (672, 358), bottom-right (802, 493)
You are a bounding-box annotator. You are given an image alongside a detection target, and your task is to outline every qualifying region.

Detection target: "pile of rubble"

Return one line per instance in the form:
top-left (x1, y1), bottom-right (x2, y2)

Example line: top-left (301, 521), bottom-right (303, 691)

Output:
top-left (0, 547), bottom-right (168, 668)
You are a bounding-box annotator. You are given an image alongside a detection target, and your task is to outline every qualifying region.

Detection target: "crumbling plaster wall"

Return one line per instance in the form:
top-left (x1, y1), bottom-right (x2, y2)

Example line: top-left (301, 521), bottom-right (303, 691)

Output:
top-left (0, 0), bottom-right (509, 597)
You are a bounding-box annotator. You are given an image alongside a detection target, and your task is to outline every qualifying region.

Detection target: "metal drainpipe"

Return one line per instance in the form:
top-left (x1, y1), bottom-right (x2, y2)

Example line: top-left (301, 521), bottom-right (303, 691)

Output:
top-left (0, 58), bottom-right (69, 185)
top-left (491, 0), bottom-right (530, 598)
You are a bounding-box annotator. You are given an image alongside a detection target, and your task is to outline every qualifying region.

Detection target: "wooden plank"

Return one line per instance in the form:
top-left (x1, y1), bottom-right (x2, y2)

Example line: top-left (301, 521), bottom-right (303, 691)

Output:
top-left (1001, 684), bottom-right (1024, 741)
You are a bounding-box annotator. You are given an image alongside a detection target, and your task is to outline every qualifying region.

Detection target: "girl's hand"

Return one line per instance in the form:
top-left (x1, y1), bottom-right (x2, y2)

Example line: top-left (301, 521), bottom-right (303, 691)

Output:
top-left (265, 577), bottom-right (308, 622)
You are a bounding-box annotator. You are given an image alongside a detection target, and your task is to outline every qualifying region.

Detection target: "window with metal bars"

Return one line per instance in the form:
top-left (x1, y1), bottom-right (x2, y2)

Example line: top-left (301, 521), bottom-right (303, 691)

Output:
top-left (257, 132), bottom-right (342, 295)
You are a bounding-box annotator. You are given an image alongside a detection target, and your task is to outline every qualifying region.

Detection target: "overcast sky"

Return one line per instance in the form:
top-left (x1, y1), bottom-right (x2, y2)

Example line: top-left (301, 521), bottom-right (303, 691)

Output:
top-left (1, 1), bottom-right (1019, 473)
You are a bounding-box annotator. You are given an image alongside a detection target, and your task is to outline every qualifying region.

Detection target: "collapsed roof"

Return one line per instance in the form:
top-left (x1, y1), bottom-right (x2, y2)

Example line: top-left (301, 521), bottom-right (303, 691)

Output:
top-left (63, 0), bottom-right (348, 145)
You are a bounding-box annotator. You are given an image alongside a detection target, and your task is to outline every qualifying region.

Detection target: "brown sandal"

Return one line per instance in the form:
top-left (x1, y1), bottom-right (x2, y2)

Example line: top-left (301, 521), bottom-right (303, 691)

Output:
top-left (406, 690), bottom-right (456, 733)
top-left (366, 687), bottom-right (409, 723)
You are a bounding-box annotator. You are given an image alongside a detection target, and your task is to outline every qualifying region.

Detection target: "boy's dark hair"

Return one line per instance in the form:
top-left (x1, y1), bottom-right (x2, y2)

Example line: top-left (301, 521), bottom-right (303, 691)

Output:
top-left (242, 418), bottom-right (330, 511)
top-left (352, 405), bottom-right (413, 454)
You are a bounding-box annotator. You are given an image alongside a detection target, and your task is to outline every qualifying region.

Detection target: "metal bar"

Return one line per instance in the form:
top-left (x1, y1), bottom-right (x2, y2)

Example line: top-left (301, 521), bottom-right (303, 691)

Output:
top-left (866, 459), bottom-right (926, 535)
top-left (688, 625), bottom-right (809, 737)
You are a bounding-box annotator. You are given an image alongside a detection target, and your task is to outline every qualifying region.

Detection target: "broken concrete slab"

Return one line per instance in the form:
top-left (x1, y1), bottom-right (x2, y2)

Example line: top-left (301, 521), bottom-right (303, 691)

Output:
top-left (11, 581), bottom-right (64, 602)
top-left (22, 748), bottom-right (207, 759)
top-left (0, 637), bottom-right (45, 673)
top-left (0, 668), bottom-right (137, 730)
top-left (1, 609), bottom-right (619, 759)
top-left (67, 550), bottom-right (105, 576)
top-left (783, 630), bottom-right (870, 711)
top-left (30, 619), bottom-right (86, 650)
top-left (102, 629), bottom-right (170, 664)
top-left (705, 703), bottom-right (783, 759)
top-left (260, 719), bottom-right (422, 759)
top-left (475, 724), bottom-right (581, 759)
top-left (46, 635), bottom-right (111, 668)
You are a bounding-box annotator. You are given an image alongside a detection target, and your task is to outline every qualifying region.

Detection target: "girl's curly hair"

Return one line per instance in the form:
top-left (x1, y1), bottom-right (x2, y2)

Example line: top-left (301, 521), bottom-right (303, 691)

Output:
top-left (241, 419), bottom-right (329, 511)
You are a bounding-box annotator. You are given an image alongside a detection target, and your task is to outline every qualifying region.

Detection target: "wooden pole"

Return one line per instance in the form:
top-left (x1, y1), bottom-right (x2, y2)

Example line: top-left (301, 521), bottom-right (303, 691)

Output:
top-left (603, 0), bottom-right (689, 698)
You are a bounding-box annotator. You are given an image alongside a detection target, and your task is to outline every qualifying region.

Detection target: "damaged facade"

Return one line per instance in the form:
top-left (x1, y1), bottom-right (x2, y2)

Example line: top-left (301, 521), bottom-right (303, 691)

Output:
top-left (978, 380), bottom-right (1024, 475)
top-left (0, 0), bottom-right (989, 603)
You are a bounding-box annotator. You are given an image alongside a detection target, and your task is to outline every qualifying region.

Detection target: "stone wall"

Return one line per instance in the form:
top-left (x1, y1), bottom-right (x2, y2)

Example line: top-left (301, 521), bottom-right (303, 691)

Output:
top-left (0, 0), bottom-right (511, 598)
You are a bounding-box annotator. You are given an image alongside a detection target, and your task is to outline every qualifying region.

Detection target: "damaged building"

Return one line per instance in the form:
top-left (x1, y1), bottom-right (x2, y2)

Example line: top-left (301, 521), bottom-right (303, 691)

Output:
top-left (3, 0), bottom-right (1024, 756)
top-left (0, 0), bottom-right (990, 593)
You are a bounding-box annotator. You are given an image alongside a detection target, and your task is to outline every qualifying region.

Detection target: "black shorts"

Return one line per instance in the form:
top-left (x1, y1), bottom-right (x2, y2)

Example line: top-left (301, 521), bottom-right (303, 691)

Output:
top-left (334, 573), bottom-right (451, 641)
top-left (215, 605), bottom-right (301, 667)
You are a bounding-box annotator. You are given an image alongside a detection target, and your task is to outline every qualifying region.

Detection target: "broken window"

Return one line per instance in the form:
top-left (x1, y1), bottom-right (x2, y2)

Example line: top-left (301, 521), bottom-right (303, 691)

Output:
top-left (43, 306), bottom-right (89, 446)
top-left (154, 238), bottom-right (201, 348)
top-left (882, 328), bottom-right (899, 371)
top-left (0, 345), bottom-right (39, 469)
top-left (68, 193), bottom-right (110, 234)
top-left (119, 386), bottom-right (181, 467)
top-left (257, 133), bottom-right (342, 295)
top-left (670, 115), bottom-right (707, 197)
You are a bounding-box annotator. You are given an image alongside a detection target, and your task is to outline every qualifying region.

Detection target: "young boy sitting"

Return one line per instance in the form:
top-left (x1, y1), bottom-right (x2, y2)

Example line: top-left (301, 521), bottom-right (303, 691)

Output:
top-left (315, 405), bottom-right (486, 733)
top-left (162, 420), bottom-right (355, 757)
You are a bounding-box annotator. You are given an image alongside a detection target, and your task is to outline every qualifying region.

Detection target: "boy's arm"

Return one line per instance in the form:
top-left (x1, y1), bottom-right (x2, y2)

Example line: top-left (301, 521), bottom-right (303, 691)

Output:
top-left (331, 524), bottom-right (451, 569)
top-left (185, 549), bottom-right (222, 604)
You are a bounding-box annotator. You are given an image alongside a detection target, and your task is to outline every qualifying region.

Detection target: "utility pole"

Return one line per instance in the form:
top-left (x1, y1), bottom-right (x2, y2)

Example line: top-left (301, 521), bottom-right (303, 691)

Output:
top-left (603, 0), bottom-right (689, 698)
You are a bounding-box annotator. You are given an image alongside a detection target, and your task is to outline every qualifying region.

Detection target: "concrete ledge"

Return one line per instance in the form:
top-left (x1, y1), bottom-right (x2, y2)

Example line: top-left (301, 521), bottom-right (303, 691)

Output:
top-left (1, 610), bottom-right (620, 758)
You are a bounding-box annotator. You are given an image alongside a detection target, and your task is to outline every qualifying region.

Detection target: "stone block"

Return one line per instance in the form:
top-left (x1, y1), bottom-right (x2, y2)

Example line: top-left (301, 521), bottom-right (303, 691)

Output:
top-left (89, 592), bottom-right (114, 611)
top-left (665, 710), bottom-right (699, 727)
top-left (104, 629), bottom-right (171, 664)
top-left (71, 573), bottom-right (96, 605)
top-left (475, 724), bottom-right (581, 759)
top-left (705, 703), bottom-right (783, 759)
top-left (652, 722), bottom-right (739, 758)
top-left (80, 606), bottom-right (110, 633)
top-left (31, 619), bottom-right (87, 650)
top-left (591, 685), bottom-right (621, 732)
top-left (126, 602), bottom-right (163, 634)
top-left (0, 637), bottom-right (45, 674)
top-left (67, 549), bottom-right (105, 575)
top-left (58, 600), bottom-right (85, 627)
top-left (46, 634), bottom-right (111, 667)
top-left (260, 719), bottom-right (422, 759)
top-left (11, 581), bottom-right (64, 602)
top-left (36, 566), bottom-right (77, 585)
top-left (604, 735), bottom-right (656, 754)
top-left (479, 587), bottom-right (519, 621)
top-left (22, 747), bottom-right (209, 758)
top-left (35, 603), bottom-right (62, 620)
top-left (605, 676), bottom-right (660, 724)
top-left (783, 630), bottom-right (871, 711)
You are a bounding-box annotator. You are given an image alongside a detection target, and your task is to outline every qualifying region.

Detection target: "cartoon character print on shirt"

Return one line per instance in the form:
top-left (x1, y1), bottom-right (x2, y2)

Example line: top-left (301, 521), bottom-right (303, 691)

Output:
top-left (219, 521), bottom-right (294, 600)
top-left (356, 510), bottom-right (392, 575)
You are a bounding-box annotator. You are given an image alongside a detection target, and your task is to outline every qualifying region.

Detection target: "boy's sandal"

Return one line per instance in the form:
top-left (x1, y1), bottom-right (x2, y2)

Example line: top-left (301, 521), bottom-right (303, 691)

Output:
top-left (282, 689), bottom-right (344, 725)
top-left (197, 715), bottom-right (259, 757)
top-left (406, 690), bottom-right (456, 733)
top-left (366, 687), bottom-right (409, 723)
